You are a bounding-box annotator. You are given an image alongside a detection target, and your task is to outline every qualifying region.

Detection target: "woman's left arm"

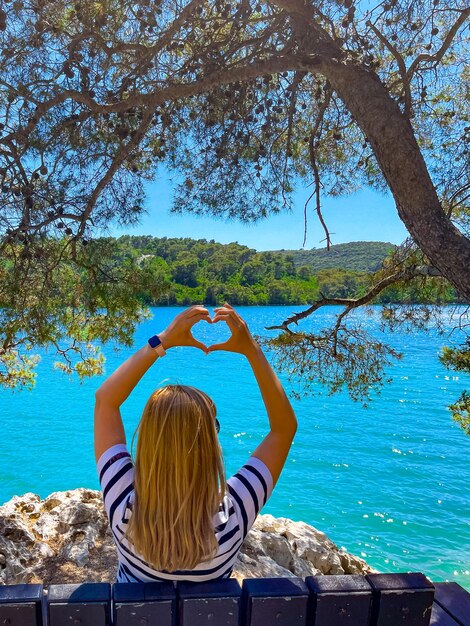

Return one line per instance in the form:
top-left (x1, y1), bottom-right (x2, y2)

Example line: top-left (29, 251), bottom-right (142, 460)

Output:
top-left (94, 306), bottom-right (211, 462)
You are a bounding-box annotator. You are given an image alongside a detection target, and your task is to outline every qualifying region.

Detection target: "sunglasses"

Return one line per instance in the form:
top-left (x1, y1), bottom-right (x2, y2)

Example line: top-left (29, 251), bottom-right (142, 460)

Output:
top-left (215, 418), bottom-right (220, 434)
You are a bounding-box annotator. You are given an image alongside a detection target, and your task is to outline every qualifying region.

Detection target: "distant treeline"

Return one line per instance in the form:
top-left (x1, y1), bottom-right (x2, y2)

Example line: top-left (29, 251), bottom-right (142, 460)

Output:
top-left (273, 241), bottom-right (396, 273)
top-left (111, 235), bottom-right (459, 306)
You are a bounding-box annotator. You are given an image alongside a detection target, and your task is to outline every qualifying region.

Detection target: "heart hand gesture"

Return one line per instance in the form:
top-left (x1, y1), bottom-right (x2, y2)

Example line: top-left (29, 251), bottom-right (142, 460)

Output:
top-left (208, 303), bottom-right (259, 356)
top-left (159, 306), bottom-right (211, 354)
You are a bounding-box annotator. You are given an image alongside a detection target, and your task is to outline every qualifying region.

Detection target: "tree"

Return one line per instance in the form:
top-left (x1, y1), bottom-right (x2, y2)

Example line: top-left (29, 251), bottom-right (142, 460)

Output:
top-left (240, 258), bottom-right (265, 286)
top-left (316, 269), bottom-right (368, 299)
top-left (440, 340), bottom-right (470, 434)
top-left (0, 0), bottom-right (469, 429)
top-left (171, 251), bottom-right (199, 287)
top-left (205, 249), bottom-right (241, 282)
top-left (0, 237), bottom-right (161, 387)
top-left (298, 265), bottom-right (312, 280)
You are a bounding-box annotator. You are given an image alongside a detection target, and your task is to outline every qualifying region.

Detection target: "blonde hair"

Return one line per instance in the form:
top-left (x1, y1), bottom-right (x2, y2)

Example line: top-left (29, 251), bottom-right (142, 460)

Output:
top-left (125, 384), bottom-right (226, 571)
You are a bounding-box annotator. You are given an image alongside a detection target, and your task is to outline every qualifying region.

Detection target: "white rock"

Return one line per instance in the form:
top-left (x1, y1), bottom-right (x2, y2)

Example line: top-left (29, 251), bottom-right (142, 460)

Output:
top-left (0, 489), bottom-right (375, 584)
top-left (234, 553), bottom-right (296, 581)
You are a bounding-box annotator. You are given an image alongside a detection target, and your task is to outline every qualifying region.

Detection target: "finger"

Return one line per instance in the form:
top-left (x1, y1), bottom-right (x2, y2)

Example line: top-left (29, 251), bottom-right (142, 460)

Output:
top-left (231, 309), bottom-right (247, 328)
top-left (224, 303), bottom-right (245, 324)
top-left (216, 303), bottom-right (241, 323)
top-left (189, 311), bottom-right (212, 323)
top-left (212, 313), bottom-right (236, 328)
top-left (207, 341), bottom-right (232, 353)
top-left (213, 311), bottom-right (240, 328)
top-left (212, 312), bottom-right (230, 319)
top-left (187, 306), bottom-right (210, 318)
top-left (186, 310), bottom-right (212, 325)
top-left (189, 339), bottom-right (209, 354)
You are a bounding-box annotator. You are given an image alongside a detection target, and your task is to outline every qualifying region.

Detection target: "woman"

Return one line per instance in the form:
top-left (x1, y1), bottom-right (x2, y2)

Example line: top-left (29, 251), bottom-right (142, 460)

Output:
top-left (95, 303), bottom-right (297, 582)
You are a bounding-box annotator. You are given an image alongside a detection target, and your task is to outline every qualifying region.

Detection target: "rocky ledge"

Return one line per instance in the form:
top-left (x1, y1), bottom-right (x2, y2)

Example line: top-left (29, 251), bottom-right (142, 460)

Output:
top-left (0, 489), bottom-right (374, 585)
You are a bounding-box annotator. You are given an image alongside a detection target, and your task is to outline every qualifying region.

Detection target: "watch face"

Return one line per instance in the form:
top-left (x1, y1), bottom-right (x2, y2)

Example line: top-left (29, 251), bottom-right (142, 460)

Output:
top-left (149, 335), bottom-right (161, 349)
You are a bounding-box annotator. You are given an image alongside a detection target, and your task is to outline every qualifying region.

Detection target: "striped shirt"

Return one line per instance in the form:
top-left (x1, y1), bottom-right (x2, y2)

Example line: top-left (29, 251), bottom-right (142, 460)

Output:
top-left (97, 443), bottom-right (274, 583)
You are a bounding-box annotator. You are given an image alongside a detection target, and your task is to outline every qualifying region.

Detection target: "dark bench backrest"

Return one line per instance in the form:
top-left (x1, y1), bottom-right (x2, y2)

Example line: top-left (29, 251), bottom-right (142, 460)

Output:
top-left (0, 573), bottom-right (468, 626)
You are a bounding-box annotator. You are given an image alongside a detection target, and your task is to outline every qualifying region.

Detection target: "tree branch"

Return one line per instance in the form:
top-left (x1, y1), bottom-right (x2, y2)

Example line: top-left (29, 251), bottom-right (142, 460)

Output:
top-left (304, 87), bottom-right (332, 249)
top-left (407, 8), bottom-right (470, 81)
top-left (1, 54), bottom-right (328, 149)
top-left (366, 20), bottom-right (412, 117)
top-left (265, 264), bottom-right (443, 332)
top-left (76, 109), bottom-right (154, 238)
top-left (283, 71), bottom-right (306, 199)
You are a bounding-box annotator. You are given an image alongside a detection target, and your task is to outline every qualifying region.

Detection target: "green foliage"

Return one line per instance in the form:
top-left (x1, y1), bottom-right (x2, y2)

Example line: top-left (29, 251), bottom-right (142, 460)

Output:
top-left (440, 340), bottom-right (470, 433)
top-left (378, 277), bottom-right (459, 305)
top-left (0, 0), bottom-right (467, 245)
top-left (109, 236), bottom-right (460, 307)
top-left (448, 391), bottom-right (470, 435)
top-left (114, 235), bottom-right (319, 306)
top-left (276, 242), bottom-right (397, 273)
top-left (316, 269), bottom-right (369, 299)
top-left (0, 0), bottom-right (467, 437)
top-left (440, 339), bottom-right (470, 374)
top-left (261, 326), bottom-right (403, 404)
top-left (0, 237), bottom-right (160, 387)
top-left (101, 236), bottom-right (461, 308)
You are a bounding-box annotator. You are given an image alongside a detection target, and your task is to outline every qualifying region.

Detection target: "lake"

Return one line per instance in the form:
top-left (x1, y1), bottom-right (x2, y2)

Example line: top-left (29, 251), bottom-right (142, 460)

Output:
top-left (1, 305), bottom-right (469, 589)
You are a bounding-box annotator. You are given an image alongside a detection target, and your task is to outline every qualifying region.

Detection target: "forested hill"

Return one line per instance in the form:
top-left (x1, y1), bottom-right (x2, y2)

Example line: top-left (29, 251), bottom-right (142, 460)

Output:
top-left (107, 235), bottom-right (456, 306)
top-left (273, 241), bottom-right (396, 272)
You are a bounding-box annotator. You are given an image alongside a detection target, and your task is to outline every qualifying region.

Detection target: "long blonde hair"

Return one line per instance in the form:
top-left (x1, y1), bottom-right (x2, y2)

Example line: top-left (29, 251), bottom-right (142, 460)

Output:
top-left (125, 384), bottom-right (226, 571)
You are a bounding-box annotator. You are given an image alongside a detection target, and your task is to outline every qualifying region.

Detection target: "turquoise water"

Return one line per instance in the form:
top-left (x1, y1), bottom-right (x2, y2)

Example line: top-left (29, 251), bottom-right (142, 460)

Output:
top-left (1, 305), bottom-right (469, 589)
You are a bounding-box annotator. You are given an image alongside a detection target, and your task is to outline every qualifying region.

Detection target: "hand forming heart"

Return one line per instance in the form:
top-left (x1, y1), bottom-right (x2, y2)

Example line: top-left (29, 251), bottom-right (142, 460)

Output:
top-left (158, 304), bottom-right (258, 356)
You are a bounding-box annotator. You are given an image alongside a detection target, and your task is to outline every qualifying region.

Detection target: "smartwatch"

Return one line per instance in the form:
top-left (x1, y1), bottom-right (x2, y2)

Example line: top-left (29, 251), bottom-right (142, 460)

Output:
top-left (148, 334), bottom-right (166, 357)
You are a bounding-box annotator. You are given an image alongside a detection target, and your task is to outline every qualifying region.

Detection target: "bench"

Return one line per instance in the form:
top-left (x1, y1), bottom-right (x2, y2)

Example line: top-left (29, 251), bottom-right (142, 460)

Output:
top-left (0, 573), bottom-right (468, 625)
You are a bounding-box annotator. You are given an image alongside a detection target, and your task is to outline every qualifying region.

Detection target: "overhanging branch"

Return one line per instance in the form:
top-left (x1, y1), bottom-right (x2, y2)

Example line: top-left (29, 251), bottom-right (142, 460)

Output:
top-left (366, 20), bottom-right (412, 117)
top-left (265, 265), bottom-right (443, 332)
top-left (407, 8), bottom-right (470, 81)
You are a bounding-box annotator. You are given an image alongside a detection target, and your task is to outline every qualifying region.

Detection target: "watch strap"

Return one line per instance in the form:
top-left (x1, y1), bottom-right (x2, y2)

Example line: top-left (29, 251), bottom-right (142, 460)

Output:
top-left (148, 334), bottom-right (166, 357)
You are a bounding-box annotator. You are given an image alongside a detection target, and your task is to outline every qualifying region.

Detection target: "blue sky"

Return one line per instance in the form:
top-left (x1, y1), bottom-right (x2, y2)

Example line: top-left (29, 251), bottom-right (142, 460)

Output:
top-left (105, 171), bottom-right (409, 251)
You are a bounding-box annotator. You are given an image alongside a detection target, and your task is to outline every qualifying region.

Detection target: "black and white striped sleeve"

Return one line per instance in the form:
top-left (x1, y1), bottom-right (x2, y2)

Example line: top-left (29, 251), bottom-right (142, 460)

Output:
top-left (96, 444), bottom-right (135, 528)
top-left (226, 456), bottom-right (274, 539)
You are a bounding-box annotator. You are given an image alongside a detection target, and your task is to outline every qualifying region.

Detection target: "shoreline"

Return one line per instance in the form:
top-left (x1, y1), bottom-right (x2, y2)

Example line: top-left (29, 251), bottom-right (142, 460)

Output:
top-left (0, 488), bottom-right (374, 585)
top-left (1, 488), bottom-right (469, 592)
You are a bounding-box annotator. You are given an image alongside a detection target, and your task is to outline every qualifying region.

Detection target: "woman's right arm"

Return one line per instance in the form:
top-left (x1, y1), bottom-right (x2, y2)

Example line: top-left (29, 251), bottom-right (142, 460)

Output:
top-left (209, 304), bottom-right (297, 487)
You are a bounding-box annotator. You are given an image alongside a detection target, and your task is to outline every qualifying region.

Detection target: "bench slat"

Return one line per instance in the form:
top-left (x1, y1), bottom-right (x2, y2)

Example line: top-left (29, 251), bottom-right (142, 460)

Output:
top-left (0, 603), bottom-right (42, 626)
top-left (242, 577), bottom-right (309, 626)
top-left (0, 574), bottom-right (466, 626)
top-left (306, 574), bottom-right (373, 625)
top-left (433, 582), bottom-right (470, 626)
top-left (366, 573), bottom-right (435, 626)
top-left (0, 584), bottom-right (43, 626)
top-left (113, 581), bottom-right (176, 626)
top-left (47, 583), bottom-right (111, 626)
top-left (178, 579), bottom-right (241, 626)
top-left (430, 602), bottom-right (462, 626)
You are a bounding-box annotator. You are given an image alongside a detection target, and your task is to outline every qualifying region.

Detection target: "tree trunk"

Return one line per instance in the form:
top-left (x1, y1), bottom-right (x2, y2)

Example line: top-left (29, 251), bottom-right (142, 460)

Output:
top-left (271, 0), bottom-right (470, 301)
top-left (320, 61), bottom-right (470, 302)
